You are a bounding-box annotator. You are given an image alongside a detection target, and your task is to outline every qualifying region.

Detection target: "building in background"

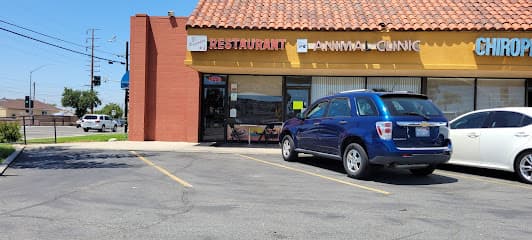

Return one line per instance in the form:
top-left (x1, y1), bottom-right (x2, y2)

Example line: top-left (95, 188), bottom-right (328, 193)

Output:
top-left (0, 98), bottom-right (61, 118)
top-left (129, 0), bottom-right (532, 142)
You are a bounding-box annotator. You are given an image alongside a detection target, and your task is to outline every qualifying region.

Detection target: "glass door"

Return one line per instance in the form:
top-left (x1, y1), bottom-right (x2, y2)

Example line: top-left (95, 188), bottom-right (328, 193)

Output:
top-left (201, 74), bottom-right (228, 142)
top-left (202, 87), bottom-right (226, 142)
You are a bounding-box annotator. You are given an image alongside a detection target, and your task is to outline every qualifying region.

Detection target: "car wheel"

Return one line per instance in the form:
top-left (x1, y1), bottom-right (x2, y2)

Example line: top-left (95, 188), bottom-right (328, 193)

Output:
top-left (515, 151), bottom-right (532, 184)
top-left (281, 135), bottom-right (298, 162)
top-left (112, 125), bottom-right (117, 132)
top-left (83, 128), bottom-right (89, 132)
top-left (99, 125), bottom-right (105, 132)
top-left (410, 166), bottom-right (436, 176)
top-left (343, 143), bottom-right (371, 179)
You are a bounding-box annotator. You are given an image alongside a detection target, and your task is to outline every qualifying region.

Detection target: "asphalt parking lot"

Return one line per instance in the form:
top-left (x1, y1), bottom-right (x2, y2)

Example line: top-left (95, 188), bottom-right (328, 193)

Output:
top-left (1, 146), bottom-right (531, 239)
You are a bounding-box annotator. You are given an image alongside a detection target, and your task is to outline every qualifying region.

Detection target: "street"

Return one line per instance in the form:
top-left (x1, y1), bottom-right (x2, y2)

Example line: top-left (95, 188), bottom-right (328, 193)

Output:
top-left (20, 126), bottom-right (125, 140)
top-left (1, 146), bottom-right (531, 239)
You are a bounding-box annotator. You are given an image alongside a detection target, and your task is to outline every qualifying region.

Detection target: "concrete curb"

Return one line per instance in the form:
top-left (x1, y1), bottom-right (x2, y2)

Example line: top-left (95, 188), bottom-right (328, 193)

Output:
top-left (0, 145), bottom-right (25, 176)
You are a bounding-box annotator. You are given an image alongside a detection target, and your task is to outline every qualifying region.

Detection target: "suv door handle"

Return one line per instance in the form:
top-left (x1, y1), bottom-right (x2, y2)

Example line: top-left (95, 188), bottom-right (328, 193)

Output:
top-left (339, 120), bottom-right (347, 124)
top-left (313, 122), bottom-right (320, 126)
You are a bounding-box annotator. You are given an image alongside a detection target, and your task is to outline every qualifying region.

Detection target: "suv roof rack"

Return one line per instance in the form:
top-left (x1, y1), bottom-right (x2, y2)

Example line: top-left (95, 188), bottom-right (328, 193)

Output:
top-left (340, 89), bottom-right (371, 93)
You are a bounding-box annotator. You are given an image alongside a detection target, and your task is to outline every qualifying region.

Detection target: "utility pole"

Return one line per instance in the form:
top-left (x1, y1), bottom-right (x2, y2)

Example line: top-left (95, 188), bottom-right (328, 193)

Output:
top-left (90, 28), bottom-right (95, 113)
top-left (124, 41), bottom-right (129, 133)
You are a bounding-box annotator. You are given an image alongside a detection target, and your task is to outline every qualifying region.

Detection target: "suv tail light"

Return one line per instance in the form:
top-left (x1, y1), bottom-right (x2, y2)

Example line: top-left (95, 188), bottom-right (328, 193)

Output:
top-left (96, 120), bottom-right (100, 123)
top-left (376, 121), bottom-right (392, 140)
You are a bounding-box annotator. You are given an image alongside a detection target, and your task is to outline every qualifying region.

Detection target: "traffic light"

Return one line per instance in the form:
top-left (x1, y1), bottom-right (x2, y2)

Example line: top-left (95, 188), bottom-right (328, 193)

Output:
top-left (24, 96), bottom-right (30, 108)
top-left (30, 100), bottom-right (34, 108)
top-left (93, 76), bottom-right (101, 86)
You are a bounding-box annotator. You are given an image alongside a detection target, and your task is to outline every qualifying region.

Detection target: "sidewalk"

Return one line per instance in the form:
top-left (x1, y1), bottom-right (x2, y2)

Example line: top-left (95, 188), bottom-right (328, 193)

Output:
top-left (0, 145), bottom-right (25, 175)
top-left (22, 141), bottom-right (282, 155)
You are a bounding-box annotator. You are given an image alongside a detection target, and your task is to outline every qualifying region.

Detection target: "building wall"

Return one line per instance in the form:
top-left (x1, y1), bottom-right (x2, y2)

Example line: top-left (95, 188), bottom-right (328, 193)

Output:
top-left (130, 15), bottom-right (199, 141)
top-left (185, 29), bottom-right (532, 78)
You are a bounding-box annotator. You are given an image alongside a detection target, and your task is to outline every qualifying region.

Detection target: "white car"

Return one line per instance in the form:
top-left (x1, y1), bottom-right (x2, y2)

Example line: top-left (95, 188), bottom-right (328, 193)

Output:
top-left (448, 107), bottom-right (532, 184)
top-left (80, 114), bottom-right (118, 132)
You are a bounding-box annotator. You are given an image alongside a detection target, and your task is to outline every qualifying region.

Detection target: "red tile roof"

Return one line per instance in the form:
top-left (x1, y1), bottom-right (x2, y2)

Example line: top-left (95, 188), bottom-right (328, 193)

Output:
top-left (187, 0), bottom-right (531, 31)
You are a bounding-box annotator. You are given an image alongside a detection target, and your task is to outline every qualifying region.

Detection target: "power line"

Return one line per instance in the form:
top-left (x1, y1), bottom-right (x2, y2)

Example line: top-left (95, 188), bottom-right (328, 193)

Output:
top-left (0, 18), bottom-right (126, 59)
top-left (0, 27), bottom-right (125, 64)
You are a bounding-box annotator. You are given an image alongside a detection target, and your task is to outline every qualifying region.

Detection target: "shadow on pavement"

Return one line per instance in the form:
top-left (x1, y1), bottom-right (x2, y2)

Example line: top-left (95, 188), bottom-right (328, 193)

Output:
top-left (438, 164), bottom-right (519, 182)
top-left (295, 155), bottom-right (458, 185)
top-left (10, 146), bottom-right (158, 170)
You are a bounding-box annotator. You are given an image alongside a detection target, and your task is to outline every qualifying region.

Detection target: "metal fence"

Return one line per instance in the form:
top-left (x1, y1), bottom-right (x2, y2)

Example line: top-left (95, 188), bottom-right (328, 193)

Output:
top-left (0, 116), bottom-right (78, 144)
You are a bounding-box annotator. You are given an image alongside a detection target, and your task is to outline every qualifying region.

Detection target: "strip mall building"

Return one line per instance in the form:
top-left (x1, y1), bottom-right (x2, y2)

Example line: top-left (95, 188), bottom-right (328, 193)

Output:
top-left (129, 0), bottom-right (532, 142)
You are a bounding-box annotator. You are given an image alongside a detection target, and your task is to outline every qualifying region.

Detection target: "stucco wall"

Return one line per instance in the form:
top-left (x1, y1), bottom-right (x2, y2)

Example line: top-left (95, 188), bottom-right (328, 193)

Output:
top-left (185, 29), bottom-right (532, 78)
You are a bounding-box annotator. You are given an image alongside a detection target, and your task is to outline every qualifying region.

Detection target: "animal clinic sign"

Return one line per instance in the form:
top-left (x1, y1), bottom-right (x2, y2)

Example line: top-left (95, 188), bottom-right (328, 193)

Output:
top-left (187, 35), bottom-right (286, 51)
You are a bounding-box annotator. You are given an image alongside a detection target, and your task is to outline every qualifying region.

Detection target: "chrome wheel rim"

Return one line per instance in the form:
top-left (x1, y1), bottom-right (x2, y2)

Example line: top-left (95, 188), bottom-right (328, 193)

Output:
top-left (519, 153), bottom-right (532, 182)
top-left (282, 139), bottom-right (291, 157)
top-left (346, 149), bottom-right (362, 173)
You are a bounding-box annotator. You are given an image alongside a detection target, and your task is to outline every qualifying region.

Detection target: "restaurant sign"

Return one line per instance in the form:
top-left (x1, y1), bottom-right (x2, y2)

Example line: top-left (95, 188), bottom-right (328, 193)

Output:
top-left (188, 35), bottom-right (286, 51)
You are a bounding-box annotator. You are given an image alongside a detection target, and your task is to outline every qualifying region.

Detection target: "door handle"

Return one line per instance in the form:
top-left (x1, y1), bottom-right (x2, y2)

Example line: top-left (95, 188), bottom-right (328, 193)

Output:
top-left (339, 120), bottom-right (347, 124)
top-left (313, 122), bottom-right (320, 126)
top-left (467, 133), bottom-right (479, 138)
top-left (515, 132), bottom-right (529, 137)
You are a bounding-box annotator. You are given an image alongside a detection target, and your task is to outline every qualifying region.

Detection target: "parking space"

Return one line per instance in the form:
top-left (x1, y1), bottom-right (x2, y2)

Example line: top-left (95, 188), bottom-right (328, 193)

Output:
top-left (1, 147), bottom-right (531, 239)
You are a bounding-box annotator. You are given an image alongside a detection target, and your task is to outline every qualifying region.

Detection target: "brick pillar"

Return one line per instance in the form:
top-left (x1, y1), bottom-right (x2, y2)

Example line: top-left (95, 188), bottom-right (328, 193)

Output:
top-left (129, 14), bottom-right (149, 141)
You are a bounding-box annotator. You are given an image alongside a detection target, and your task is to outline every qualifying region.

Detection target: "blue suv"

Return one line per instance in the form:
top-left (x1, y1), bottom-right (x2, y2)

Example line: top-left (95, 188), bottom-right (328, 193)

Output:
top-left (280, 90), bottom-right (452, 179)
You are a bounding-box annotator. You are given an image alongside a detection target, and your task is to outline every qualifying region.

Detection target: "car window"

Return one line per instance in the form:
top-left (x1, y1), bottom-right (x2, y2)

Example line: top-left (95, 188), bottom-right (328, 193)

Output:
top-left (327, 98), bottom-right (351, 117)
top-left (381, 96), bottom-right (441, 116)
top-left (356, 97), bottom-right (378, 116)
top-left (306, 101), bottom-right (328, 119)
top-left (450, 112), bottom-right (490, 129)
top-left (522, 116), bottom-right (532, 126)
top-left (84, 115), bottom-right (97, 120)
top-left (105, 116), bottom-right (110, 120)
top-left (486, 111), bottom-right (524, 128)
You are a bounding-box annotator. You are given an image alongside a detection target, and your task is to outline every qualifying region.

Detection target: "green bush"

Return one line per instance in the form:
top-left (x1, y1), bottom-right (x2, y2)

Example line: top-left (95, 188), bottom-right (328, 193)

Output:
top-left (0, 122), bottom-right (21, 143)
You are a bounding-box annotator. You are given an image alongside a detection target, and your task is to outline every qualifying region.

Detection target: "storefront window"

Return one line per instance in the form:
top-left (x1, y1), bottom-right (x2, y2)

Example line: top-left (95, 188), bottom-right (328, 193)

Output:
top-left (427, 78), bottom-right (474, 120)
top-left (311, 76), bottom-right (364, 100)
top-left (476, 78), bottom-right (525, 110)
top-left (228, 75), bottom-right (282, 124)
top-left (367, 77), bottom-right (421, 93)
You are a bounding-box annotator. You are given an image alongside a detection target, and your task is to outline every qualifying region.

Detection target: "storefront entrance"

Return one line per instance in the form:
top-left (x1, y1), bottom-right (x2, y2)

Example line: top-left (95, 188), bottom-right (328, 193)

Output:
top-left (201, 75), bottom-right (227, 142)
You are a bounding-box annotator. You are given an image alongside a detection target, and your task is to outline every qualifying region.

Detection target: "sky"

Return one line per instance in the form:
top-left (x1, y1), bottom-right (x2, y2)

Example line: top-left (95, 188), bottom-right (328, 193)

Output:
top-left (0, 0), bottom-right (198, 111)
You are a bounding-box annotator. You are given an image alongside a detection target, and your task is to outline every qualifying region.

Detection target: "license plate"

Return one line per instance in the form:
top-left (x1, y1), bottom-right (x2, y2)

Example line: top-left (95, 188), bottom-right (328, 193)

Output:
top-left (415, 127), bottom-right (430, 137)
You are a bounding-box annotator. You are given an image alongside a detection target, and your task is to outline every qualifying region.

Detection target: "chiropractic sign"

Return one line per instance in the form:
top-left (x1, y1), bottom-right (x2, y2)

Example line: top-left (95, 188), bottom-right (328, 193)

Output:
top-left (475, 37), bottom-right (532, 57)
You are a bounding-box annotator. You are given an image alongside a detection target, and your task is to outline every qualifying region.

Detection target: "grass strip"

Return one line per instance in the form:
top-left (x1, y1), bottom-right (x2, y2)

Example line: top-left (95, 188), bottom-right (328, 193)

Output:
top-left (0, 144), bottom-right (15, 163)
top-left (27, 133), bottom-right (128, 144)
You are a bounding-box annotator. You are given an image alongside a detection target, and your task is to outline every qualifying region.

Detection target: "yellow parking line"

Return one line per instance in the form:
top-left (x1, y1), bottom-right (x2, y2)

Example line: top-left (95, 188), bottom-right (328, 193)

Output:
top-left (437, 170), bottom-right (532, 190)
top-left (130, 151), bottom-right (193, 188)
top-left (237, 154), bottom-right (390, 195)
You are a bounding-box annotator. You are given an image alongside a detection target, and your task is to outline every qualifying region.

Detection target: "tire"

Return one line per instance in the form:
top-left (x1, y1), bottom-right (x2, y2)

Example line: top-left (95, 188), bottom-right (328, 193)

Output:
top-left (99, 125), bottom-right (105, 132)
top-left (515, 151), bottom-right (532, 184)
top-left (112, 125), bottom-right (117, 132)
top-left (281, 135), bottom-right (298, 162)
top-left (343, 143), bottom-right (371, 179)
top-left (83, 128), bottom-right (89, 132)
top-left (410, 166), bottom-right (436, 176)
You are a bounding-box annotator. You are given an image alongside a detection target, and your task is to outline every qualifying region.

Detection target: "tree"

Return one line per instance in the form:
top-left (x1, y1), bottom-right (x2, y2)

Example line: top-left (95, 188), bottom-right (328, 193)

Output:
top-left (61, 88), bottom-right (102, 118)
top-left (96, 103), bottom-right (123, 119)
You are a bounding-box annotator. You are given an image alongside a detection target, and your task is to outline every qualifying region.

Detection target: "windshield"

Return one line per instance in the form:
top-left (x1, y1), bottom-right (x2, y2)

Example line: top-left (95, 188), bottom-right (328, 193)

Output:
top-left (381, 96), bottom-right (442, 117)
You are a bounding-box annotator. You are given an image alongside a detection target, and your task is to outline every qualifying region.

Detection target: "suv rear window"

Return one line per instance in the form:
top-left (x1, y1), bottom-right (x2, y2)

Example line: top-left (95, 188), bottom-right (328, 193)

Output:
top-left (84, 115), bottom-right (98, 120)
top-left (381, 96), bottom-right (441, 117)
